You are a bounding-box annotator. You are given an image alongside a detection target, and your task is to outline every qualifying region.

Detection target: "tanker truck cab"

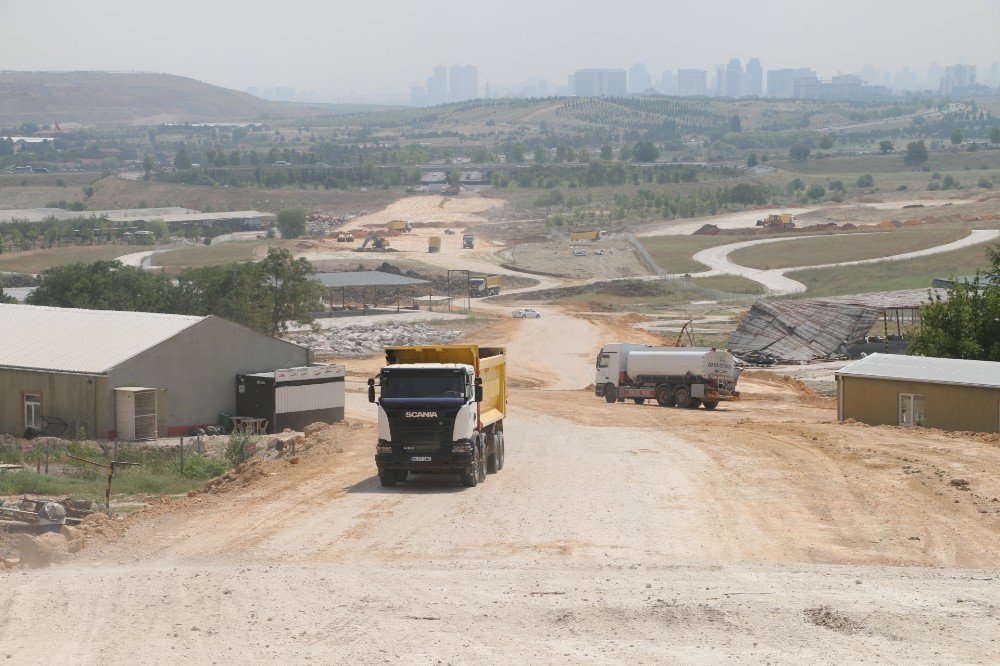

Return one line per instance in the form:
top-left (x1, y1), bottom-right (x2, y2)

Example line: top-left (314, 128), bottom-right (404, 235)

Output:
top-left (595, 343), bottom-right (740, 409)
top-left (370, 345), bottom-right (506, 488)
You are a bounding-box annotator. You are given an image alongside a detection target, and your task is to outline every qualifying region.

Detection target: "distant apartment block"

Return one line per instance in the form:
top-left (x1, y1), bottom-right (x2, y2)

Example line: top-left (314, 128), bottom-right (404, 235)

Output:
top-left (450, 64), bottom-right (478, 102)
top-left (766, 68), bottom-right (815, 98)
top-left (426, 66), bottom-right (448, 105)
top-left (628, 63), bottom-right (652, 94)
top-left (716, 58), bottom-right (742, 98)
top-left (574, 69), bottom-right (627, 97)
top-left (940, 64), bottom-right (976, 95)
top-left (676, 69), bottom-right (707, 97)
top-left (745, 58), bottom-right (763, 97)
top-left (793, 74), bottom-right (891, 102)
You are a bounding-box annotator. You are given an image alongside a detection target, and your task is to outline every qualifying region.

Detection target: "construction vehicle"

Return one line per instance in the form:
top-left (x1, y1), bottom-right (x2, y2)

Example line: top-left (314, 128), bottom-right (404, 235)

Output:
top-left (462, 234), bottom-right (475, 249)
top-left (336, 232), bottom-right (355, 243)
top-left (569, 229), bottom-right (608, 242)
top-left (594, 344), bottom-right (740, 410)
top-left (387, 220), bottom-right (411, 233)
top-left (428, 236), bottom-right (441, 253)
top-left (469, 273), bottom-right (501, 297)
top-left (369, 345), bottom-right (507, 488)
top-left (758, 214), bottom-right (795, 229)
top-left (444, 228), bottom-right (456, 235)
top-left (356, 235), bottom-right (391, 251)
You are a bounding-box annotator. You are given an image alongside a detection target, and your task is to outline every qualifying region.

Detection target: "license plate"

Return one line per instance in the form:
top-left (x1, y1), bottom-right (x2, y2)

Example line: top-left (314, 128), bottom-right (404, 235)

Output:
top-left (411, 456), bottom-right (432, 462)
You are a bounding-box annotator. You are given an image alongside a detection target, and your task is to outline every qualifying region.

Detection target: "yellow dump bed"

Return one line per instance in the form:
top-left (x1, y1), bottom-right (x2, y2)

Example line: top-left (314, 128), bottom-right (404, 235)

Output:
top-left (384, 345), bottom-right (507, 428)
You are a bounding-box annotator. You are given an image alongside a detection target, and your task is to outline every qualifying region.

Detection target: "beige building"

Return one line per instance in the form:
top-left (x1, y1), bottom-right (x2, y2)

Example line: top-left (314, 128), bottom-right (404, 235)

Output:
top-left (836, 353), bottom-right (1000, 433)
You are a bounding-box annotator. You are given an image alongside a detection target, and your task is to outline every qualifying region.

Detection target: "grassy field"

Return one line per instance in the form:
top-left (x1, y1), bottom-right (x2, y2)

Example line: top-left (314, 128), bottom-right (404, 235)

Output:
top-left (150, 239), bottom-right (274, 271)
top-left (691, 275), bottom-right (766, 294)
top-left (773, 150), bottom-right (1000, 175)
top-left (0, 244), bottom-right (139, 273)
top-left (639, 235), bottom-right (748, 273)
top-left (729, 227), bottom-right (970, 270)
top-left (785, 242), bottom-right (995, 297)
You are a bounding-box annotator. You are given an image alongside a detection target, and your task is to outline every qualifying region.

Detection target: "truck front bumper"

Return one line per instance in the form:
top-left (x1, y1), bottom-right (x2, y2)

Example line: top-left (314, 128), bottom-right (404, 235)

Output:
top-left (375, 438), bottom-right (475, 473)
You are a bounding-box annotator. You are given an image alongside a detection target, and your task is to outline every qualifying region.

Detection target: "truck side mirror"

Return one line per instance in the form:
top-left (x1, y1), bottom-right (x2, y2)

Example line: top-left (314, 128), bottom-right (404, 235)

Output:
top-left (474, 377), bottom-right (483, 403)
top-left (367, 377), bottom-right (376, 403)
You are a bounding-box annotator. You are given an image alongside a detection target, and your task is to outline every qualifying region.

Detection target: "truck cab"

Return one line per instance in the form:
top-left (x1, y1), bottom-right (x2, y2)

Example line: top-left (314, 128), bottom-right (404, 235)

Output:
top-left (370, 346), bottom-right (506, 488)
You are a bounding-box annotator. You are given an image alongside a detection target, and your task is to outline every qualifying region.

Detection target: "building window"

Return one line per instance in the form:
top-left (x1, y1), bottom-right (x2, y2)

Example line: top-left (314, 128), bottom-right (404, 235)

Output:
top-left (899, 393), bottom-right (925, 427)
top-left (23, 393), bottom-right (42, 428)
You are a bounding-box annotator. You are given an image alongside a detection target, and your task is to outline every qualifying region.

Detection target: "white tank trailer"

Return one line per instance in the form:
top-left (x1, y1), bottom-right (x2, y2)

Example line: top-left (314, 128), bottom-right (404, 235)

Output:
top-left (594, 344), bottom-right (740, 410)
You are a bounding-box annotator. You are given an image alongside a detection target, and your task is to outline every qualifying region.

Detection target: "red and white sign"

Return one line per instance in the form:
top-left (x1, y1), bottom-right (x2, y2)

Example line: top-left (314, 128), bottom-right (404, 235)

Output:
top-left (274, 365), bottom-right (345, 383)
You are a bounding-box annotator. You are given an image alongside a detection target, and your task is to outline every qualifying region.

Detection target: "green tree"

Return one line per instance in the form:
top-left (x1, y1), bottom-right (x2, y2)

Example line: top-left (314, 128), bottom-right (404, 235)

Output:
top-left (600, 143), bottom-right (613, 160)
top-left (142, 155), bottom-right (155, 176)
top-left (904, 141), bottom-right (929, 166)
top-left (991, 127), bottom-right (1000, 145)
top-left (789, 144), bottom-right (810, 162)
top-left (276, 208), bottom-right (307, 239)
top-left (806, 184), bottom-right (826, 200)
top-left (258, 247), bottom-right (325, 335)
top-left (950, 129), bottom-right (963, 145)
top-left (632, 141), bottom-right (659, 162)
top-left (908, 275), bottom-right (1000, 361)
top-left (173, 147), bottom-right (192, 170)
top-left (878, 140), bottom-right (894, 154)
top-left (856, 173), bottom-right (875, 188)
top-left (819, 134), bottom-right (833, 150)
top-left (729, 114), bottom-right (742, 133)
top-left (618, 143), bottom-right (632, 161)
top-left (746, 152), bottom-right (758, 168)
top-left (26, 261), bottom-right (178, 312)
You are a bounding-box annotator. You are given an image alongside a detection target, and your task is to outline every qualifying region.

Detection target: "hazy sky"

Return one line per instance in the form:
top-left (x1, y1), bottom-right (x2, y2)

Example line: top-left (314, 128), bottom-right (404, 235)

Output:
top-left (1, 0), bottom-right (997, 101)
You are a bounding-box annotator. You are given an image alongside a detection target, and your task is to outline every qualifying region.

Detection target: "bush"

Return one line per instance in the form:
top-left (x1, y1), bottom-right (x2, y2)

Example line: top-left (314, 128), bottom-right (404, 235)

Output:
top-left (856, 173), bottom-right (874, 188)
top-left (276, 208), bottom-right (306, 239)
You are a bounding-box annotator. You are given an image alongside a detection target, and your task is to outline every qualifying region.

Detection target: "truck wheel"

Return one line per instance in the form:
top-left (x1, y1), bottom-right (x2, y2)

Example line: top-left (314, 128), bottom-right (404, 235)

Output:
top-left (486, 432), bottom-right (499, 474)
top-left (674, 387), bottom-right (691, 409)
top-left (703, 400), bottom-right (719, 410)
top-left (687, 398), bottom-right (702, 409)
top-left (604, 384), bottom-right (617, 403)
top-left (395, 470), bottom-right (409, 482)
top-left (378, 469), bottom-right (397, 487)
top-left (655, 385), bottom-right (674, 407)
top-left (632, 398), bottom-right (645, 405)
top-left (496, 433), bottom-right (505, 471)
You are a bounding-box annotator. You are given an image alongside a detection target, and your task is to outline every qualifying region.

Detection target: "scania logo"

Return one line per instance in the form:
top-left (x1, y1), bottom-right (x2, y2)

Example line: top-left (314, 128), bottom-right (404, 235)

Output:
top-left (405, 411), bottom-right (438, 418)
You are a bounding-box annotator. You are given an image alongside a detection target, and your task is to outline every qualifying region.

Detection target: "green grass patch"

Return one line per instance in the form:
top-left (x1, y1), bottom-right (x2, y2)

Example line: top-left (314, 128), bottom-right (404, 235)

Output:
top-left (690, 275), bottom-right (766, 294)
top-left (729, 227), bottom-right (969, 270)
top-left (150, 239), bottom-right (272, 271)
top-left (785, 242), bottom-right (994, 297)
top-left (0, 244), bottom-right (138, 273)
top-left (638, 235), bottom-right (745, 273)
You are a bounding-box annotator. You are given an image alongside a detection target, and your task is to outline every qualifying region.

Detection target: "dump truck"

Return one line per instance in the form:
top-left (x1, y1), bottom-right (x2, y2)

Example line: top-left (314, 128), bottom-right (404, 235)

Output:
top-left (462, 234), bottom-right (475, 249)
top-left (428, 236), bottom-right (441, 253)
top-left (369, 345), bottom-right (507, 488)
top-left (387, 220), bottom-right (411, 233)
top-left (594, 344), bottom-right (740, 410)
top-left (469, 273), bottom-right (501, 297)
top-left (569, 229), bottom-right (607, 242)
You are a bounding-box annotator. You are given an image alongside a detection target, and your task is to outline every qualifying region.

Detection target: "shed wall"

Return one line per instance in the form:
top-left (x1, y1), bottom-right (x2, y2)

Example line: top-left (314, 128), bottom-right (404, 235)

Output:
top-left (840, 376), bottom-right (1000, 432)
top-left (0, 369), bottom-right (111, 438)
top-left (108, 317), bottom-right (308, 434)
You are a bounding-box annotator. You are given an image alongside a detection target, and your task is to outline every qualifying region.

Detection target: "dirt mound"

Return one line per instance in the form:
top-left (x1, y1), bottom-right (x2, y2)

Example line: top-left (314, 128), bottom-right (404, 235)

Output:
top-left (804, 606), bottom-right (861, 634)
top-left (19, 532), bottom-right (71, 569)
top-left (741, 370), bottom-right (834, 408)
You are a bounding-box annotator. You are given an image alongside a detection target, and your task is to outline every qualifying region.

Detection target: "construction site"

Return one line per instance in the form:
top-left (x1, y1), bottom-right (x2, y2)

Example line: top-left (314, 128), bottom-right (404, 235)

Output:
top-left (2, 188), bottom-right (1000, 664)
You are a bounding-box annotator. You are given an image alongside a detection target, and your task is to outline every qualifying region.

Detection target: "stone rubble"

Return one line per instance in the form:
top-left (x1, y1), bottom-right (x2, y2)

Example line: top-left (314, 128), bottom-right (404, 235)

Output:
top-left (286, 322), bottom-right (463, 357)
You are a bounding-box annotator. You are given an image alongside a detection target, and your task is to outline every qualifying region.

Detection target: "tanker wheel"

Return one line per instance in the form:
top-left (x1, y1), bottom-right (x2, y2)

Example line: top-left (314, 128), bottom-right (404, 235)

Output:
top-left (486, 432), bottom-right (499, 474)
top-left (703, 400), bottom-right (719, 410)
top-left (688, 398), bottom-right (702, 409)
top-left (655, 385), bottom-right (674, 407)
top-left (604, 384), bottom-right (618, 403)
top-left (632, 398), bottom-right (646, 405)
top-left (378, 469), bottom-right (397, 487)
top-left (674, 387), bottom-right (691, 409)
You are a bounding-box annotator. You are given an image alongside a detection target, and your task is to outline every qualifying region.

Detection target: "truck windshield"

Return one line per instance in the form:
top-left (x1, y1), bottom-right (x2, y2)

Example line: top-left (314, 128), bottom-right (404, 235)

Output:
top-left (381, 374), bottom-right (466, 400)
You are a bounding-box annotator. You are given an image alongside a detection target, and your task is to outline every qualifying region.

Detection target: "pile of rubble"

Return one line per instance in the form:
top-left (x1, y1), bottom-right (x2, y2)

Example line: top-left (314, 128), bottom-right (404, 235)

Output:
top-left (287, 322), bottom-right (463, 357)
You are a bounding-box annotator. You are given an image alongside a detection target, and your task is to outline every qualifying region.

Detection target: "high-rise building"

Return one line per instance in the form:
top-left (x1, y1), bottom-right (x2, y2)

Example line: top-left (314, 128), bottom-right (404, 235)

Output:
top-left (426, 66), bottom-right (448, 105)
top-left (660, 70), bottom-right (675, 94)
top-left (861, 64), bottom-right (881, 86)
top-left (574, 69), bottom-right (627, 97)
top-left (990, 63), bottom-right (1000, 88)
top-left (766, 68), bottom-right (815, 98)
top-left (926, 62), bottom-right (942, 91)
top-left (410, 85), bottom-right (427, 106)
top-left (676, 69), bottom-right (707, 97)
top-left (628, 63), bottom-right (652, 94)
top-left (746, 58), bottom-right (763, 97)
top-left (940, 64), bottom-right (976, 94)
top-left (892, 67), bottom-right (919, 92)
top-left (716, 58), bottom-right (742, 98)
top-left (449, 64), bottom-right (479, 102)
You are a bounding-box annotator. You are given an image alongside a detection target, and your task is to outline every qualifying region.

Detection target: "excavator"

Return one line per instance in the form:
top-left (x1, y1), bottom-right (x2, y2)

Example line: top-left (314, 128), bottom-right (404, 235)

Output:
top-left (356, 234), bottom-right (392, 252)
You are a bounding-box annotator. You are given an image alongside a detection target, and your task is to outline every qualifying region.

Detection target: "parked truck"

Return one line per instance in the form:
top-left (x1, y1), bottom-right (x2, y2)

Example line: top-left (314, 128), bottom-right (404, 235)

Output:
top-left (369, 345), bottom-right (507, 487)
top-left (569, 229), bottom-right (607, 242)
top-left (594, 344), bottom-right (740, 410)
top-left (462, 234), bottom-right (475, 249)
top-left (428, 236), bottom-right (441, 253)
top-left (387, 220), bottom-right (411, 233)
top-left (469, 273), bottom-right (501, 297)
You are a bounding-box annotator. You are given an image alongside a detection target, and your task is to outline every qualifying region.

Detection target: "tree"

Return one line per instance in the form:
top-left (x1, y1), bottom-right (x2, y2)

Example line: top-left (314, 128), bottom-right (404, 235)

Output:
top-left (856, 173), bottom-right (875, 188)
top-left (951, 129), bottom-right (963, 145)
top-left (258, 247), bottom-right (325, 335)
top-left (0, 287), bottom-right (15, 304)
top-left (142, 155), bottom-right (155, 176)
top-left (746, 152), bottom-right (758, 168)
top-left (729, 114), bottom-right (742, 133)
top-left (632, 141), bottom-right (659, 162)
top-left (173, 147), bottom-right (192, 170)
top-left (618, 143), bottom-right (632, 161)
top-left (599, 143), bottom-right (613, 160)
top-left (789, 144), bottom-right (810, 162)
top-left (819, 134), bottom-right (833, 150)
top-left (904, 141), bottom-right (929, 166)
top-left (26, 261), bottom-right (178, 312)
top-left (908, 274), bottom-right (1000, 361)
top-left (878, 140), bottom-right (894, 154)
top-left (991, 127), bottom-right (1000, 145)
top-left (276, 208), bottom-right (306, 239)
top-left (806, 184), bottom-right (826, 200)
top-left (728, 183), bottom-right (764, 206)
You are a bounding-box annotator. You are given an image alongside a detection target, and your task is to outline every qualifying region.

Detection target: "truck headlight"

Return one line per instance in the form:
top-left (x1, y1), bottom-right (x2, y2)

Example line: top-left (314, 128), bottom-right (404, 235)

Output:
top-left (377, 446), bottom-right (392, 454)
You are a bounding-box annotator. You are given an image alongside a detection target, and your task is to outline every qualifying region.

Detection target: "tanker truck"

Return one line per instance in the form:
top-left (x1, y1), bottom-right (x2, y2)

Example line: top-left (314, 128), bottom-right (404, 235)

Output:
top-left (594, 344), bottom-right (740, 410)
top-left (369, 345), bottom-right (506, 488)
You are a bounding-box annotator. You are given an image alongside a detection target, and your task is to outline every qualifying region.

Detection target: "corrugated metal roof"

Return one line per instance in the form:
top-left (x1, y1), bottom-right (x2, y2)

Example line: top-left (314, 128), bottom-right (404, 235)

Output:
top-left (0, 304), bottom-right (205, 374)
top-left (837, 353), bottom-right (1000, 389)
top-left (312, 271), bottom-right (428, 288)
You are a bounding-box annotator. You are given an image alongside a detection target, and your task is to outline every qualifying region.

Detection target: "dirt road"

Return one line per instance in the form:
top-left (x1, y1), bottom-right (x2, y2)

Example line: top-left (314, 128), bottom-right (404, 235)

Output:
top-left (2, 297), bottom-right (999, 663)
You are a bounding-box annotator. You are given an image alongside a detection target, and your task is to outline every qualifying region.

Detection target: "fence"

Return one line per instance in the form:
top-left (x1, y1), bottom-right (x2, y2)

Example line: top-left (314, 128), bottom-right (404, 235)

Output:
top-left (623, 232), bottom-right (764, 305)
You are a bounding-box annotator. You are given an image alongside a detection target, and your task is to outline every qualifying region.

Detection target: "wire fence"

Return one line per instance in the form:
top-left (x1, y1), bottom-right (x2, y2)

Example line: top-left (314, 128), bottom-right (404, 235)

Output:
top-left (623, 232), bottom-right (764, 305)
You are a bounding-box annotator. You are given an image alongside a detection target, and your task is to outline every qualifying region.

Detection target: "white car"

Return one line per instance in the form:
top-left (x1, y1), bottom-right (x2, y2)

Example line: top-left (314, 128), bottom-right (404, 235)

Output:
top-left (512, 308), bottom-right (541, 319)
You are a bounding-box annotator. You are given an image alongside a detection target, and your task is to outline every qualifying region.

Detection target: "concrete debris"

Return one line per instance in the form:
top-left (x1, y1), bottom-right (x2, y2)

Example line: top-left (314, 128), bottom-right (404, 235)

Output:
top-left (286, 322), bottom-right (462, 357)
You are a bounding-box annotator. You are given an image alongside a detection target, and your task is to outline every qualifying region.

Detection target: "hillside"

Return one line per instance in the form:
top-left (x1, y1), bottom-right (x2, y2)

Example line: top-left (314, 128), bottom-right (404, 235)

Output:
top-left (0, 71), bottom-right (312, 125)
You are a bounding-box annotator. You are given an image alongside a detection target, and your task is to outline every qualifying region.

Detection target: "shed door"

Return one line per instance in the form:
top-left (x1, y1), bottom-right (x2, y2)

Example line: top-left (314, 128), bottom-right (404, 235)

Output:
top-left (134, 391), bottom-right (157, 441)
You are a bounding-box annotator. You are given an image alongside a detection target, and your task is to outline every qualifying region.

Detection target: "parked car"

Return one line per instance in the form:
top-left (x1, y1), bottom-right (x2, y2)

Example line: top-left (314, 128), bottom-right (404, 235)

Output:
top-left (512, 308), bottom-right (541, 319)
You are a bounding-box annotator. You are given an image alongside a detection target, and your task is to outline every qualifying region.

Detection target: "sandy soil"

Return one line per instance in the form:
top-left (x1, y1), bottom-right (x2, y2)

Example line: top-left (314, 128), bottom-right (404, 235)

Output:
top-left (2, 284), bottom-right (999, 664)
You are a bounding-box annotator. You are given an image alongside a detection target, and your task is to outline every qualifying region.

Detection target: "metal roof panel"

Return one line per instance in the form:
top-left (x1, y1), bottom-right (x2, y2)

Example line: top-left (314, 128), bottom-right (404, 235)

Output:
top-left (837, 353), bottom-right (1000, 388)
